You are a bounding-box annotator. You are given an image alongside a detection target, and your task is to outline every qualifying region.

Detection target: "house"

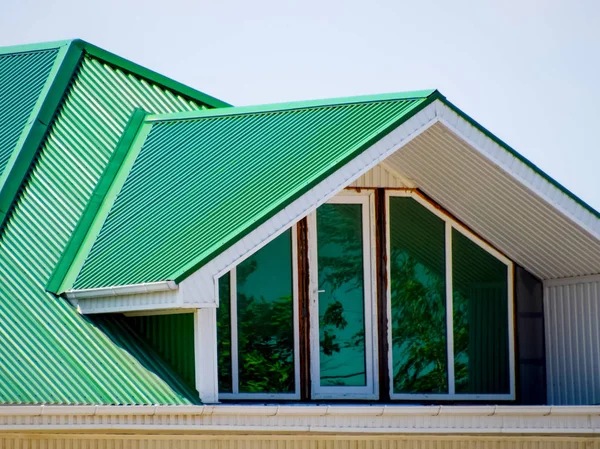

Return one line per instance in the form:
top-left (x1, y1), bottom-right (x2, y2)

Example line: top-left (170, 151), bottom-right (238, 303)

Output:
top-left (0, 38), bottom-right (599, 448)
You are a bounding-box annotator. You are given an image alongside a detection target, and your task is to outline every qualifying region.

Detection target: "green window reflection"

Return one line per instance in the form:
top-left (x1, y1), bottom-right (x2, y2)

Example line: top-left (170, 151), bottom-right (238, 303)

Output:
top-left (317, 203), bottom-right (367, 387)
top-left (217, 273), bottom-right (232, 393)
top-left (389, 197), bottom-right (448, 394)
top-left (453, 229), bottom-right (509, 394)
top-left (237, 229), bottom-right (295, 393)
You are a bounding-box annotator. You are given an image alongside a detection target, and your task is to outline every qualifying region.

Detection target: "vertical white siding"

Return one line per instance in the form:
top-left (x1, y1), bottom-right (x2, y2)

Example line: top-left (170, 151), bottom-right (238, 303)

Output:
top-left (349, 163), bottom-right (409, 188)
top-left (545, 275), bottom-right (600, 405)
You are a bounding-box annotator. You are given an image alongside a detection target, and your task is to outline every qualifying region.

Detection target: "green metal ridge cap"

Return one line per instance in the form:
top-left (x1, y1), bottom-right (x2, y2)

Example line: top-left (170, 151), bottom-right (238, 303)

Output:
top-left (147, 89), bottom-right (441, 122)
top-left (72, 39), bottom-right (231, 109)
top-left (47, 109), bottom-right (150, 294)
top-left (0, 39), bottom-right (84, 232)
top-left (0, 39), bottom-right (74, 56)
top-left (438, 97), bottom-right (600, 221)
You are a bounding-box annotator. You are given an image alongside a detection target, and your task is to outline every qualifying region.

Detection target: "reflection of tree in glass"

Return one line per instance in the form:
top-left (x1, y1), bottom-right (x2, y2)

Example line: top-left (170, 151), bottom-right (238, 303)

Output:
top-left (237, 259), bottom-right (295, 394)
top-left (317, 204), bottom-right (366, 384)
top-left (390, 255), bottom-right (449, 393)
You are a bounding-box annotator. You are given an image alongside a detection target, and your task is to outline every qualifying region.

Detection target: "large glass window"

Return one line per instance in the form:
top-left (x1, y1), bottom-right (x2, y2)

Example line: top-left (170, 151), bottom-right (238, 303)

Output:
top-left (389, 196), bottom-right (447, 394)
top-left (388, 192), bottom-right (513, 399)
top-left (310, 193), bottom-right (378, 399)
top-left (217, 229), bottom-right (299, 399)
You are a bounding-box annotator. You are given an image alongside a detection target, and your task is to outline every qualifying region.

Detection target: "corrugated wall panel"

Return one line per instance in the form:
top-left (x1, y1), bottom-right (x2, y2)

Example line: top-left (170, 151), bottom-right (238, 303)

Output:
top-left (544, 276), bottom-right (600, 405)
top-left (128, 313), bottom-right (196, 391)
top-left (0, 436), bottom-right (597, 449)
top-left (0, 48), bottom-right (59, 176)
top-left (0, 54), bottom-right (207, 404)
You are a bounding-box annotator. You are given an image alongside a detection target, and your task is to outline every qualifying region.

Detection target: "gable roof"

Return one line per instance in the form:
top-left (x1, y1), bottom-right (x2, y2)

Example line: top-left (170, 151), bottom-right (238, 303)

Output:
top-left (0, 39), bottom-right (230, 404)
top-left (50, 89), bottom-right (600, 295)
top-left (52, 90), bottom-right (438, 291)
top-left (0, 39), bottom-right (229, 233)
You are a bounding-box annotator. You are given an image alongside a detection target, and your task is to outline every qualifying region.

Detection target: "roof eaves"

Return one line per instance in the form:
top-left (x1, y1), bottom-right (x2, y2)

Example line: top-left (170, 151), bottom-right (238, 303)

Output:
top-left (0, 40), bottom-right (84, 231)
top-left (147, 89), bottom-right (441, 123)
top-left (73, 39), bottom-right (232, 109)
top-left (46, 109), bottom-right (151, 294)
top-left (439, 97), bottom-right (600, 221)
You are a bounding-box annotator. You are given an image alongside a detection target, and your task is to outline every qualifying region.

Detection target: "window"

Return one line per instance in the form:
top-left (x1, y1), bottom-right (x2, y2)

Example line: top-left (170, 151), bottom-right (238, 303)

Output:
top-left (387, 191), bottom-right (514, 400)
top-left (217, 228), bottom-right (300, 399)
top-left (216, 189), bottom-right (514, 401)
top-left (308, 191), bottom-right (378, 399)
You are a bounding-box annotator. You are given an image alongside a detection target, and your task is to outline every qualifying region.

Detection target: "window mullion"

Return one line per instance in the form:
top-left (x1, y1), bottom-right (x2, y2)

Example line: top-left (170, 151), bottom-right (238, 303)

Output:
top-left (230, 266), bottom-right (239, 395)
top-left (445, 221), bottom-right (455, 395)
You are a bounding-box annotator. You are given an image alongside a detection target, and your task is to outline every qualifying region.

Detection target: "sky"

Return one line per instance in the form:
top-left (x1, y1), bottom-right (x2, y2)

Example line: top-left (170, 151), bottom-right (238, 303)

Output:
top-left (1, 0), bottom-right (599, 210)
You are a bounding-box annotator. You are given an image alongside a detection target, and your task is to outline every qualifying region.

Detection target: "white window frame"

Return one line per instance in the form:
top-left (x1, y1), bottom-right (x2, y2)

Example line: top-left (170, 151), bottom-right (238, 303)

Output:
top-left (219, 226), bottom-right (301, 400)
top-left (308, 189), bottom-right (379, 399)
top-left (386, 190), bottom-right (515, 400)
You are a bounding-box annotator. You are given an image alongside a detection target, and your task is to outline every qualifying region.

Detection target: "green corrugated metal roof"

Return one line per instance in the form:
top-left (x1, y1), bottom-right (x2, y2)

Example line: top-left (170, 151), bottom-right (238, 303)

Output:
top-left (0, 47), bottom-right (58, 176)
top-left (67, 90), bottom-right (438, 289)
top-left (0, 39), bottom-right (228, 404)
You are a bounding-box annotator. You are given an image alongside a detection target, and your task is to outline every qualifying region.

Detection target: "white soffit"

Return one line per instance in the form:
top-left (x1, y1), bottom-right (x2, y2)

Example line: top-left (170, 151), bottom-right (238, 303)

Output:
top-left (386, 108), bottom-right (600, 280)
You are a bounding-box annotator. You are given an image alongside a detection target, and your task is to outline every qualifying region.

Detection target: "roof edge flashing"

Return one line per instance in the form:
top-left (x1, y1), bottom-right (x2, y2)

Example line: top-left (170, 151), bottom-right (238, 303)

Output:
top-left (147, 89), bottom-right (441, 123)
top-left (47, 109), bottom-right (150, 294)
top-left (64, 280), bottom-right (178, 300)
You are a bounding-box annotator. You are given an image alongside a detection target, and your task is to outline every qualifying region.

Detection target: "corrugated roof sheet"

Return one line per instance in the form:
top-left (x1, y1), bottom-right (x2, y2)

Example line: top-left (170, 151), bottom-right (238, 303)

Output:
top-left (0, 47), bottom-right (59, 176)
top-left (0, 40), bottom-right (226, 404)
top-left (71, 91), bottom-right (436, 289)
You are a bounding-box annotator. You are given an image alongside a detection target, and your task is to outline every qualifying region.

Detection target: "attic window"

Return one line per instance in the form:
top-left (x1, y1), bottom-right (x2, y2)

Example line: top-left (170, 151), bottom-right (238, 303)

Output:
top-left (387, 191), bottom-right (513, 399)
top-left (216, 189), bottom-right (514, 401)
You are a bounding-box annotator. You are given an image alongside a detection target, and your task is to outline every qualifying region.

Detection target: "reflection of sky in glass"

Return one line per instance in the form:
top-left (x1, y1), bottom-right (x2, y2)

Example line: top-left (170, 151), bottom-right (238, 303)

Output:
top-left (317, 203), bottom-right (366, 387)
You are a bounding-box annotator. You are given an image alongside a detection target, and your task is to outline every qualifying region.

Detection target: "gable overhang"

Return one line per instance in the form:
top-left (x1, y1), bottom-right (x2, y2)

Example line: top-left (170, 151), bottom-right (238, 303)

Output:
top-left (69, 98), bottom-right (600, 314)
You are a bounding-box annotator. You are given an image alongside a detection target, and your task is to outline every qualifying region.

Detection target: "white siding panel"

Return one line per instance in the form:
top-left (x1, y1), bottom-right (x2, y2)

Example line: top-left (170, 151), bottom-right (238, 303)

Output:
top-left (349, 163), bottom-right (409, 188)
top-left (0, 436), bottom-right (598, 449)
top-left (545, 275), bottom-right (600, 405)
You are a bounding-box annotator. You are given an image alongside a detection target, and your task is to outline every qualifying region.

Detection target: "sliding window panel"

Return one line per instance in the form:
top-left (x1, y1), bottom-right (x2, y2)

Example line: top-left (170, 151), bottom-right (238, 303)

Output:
top-left (236, 229), bottom-right (296, 394)
top-left (388, 196), bottom-right (448, 395)
top-left (452, 229), bottom-right (510, 394)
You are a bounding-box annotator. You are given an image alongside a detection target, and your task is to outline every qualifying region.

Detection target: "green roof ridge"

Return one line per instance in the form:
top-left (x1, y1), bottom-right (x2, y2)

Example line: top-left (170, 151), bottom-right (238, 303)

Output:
top-left (0, 39), bottom-right (74, 56)
top-left (147, 89), bottom-right (440, 122)
top-left (47, 109), bottom-right (151, 294)
top-left (72, 40), bottom-right (231, 109)
top-left (0, 40), bottom-right (83, 231)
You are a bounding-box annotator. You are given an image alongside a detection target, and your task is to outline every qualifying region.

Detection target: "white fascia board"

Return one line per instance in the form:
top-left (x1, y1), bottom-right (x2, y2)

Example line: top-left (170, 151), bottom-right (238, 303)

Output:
top-left (2, 405), bottom-right (600, 434)
top-left (436, 104), bottom-right (600, 241)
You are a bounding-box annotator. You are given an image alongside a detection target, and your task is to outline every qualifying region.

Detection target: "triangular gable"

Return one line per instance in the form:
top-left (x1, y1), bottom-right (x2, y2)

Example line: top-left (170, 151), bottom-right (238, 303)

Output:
top-left (56, 91), bottom-right (600, 306)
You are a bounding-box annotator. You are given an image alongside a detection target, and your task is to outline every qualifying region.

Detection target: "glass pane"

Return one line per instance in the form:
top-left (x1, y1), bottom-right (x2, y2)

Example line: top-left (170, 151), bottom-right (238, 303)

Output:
top-left (237, 229), bottom-right (295, 393)
top-left (453, 229), bottom-right (509, 394)
top-left (217, 273), bottom-right (232, 393)
top-left (389, 197), bottom-right (448, 394)
top-left (317, 203), bottom-right (366, 387)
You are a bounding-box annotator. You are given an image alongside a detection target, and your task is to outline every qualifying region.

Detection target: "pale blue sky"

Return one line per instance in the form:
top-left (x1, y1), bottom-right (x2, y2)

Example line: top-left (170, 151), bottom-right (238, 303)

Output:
top-left (2, 0), bottom-right (599, 210)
